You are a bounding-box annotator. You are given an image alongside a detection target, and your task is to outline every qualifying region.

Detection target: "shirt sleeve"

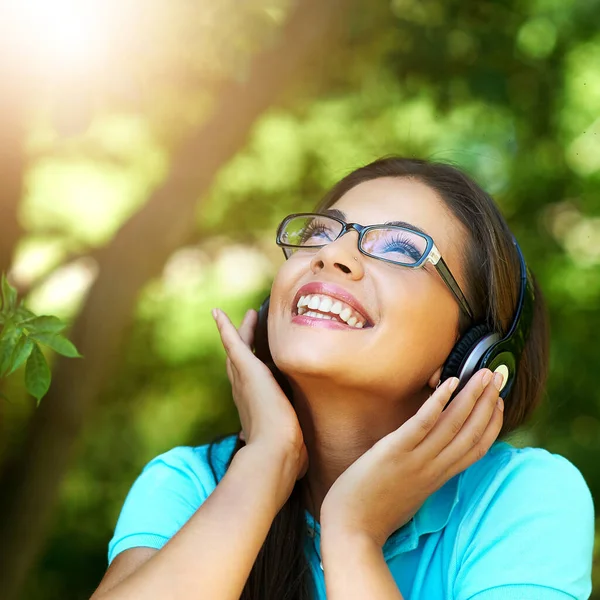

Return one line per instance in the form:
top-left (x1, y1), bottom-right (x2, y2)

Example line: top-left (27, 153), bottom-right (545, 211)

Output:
top-left (453, 450), bottom-right (594, 600)
top-left (107, 446), bottom-right (216, 565)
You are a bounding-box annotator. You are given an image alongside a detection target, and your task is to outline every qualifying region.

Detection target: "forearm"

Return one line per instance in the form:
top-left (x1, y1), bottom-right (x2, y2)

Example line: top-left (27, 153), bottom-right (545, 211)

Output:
top-left (321, 530), bottom-right (404, 600)
top-left (94, 445), bottom-right (295, 600)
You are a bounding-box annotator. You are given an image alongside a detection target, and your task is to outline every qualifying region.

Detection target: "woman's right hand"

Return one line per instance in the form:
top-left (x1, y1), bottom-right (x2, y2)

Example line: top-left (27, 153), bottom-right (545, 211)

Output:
top-left (212, 307), bottom-right (308, 484)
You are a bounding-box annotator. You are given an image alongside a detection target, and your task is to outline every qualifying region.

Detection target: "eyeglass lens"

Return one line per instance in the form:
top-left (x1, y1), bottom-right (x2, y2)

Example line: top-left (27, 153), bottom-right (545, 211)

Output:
top-left (280, 215), bottom-right (428, 266)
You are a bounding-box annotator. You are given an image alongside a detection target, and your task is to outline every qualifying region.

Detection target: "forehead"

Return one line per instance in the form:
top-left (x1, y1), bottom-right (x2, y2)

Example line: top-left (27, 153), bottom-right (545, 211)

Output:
top-left (329, 176), bottom-right (466, 260)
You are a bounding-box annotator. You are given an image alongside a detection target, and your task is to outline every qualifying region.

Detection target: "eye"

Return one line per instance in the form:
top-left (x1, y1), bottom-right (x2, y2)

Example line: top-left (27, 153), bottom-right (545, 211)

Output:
top-left (380, 233), bottom-right (423, 261)
top-left (362, 227), bottom-right (427, 265)
top-left (300, 221), bottom-right (337, 244)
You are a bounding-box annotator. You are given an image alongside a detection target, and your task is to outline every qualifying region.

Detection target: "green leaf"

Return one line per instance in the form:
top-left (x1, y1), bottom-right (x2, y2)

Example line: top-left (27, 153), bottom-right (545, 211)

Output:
top-left (25, 343), bottom-right (51, 404)
top-left (6, 335), bottom-right (34, 376)
top-left (0, 323), bottom-right (21, 376)
top-left (15, 306), bottom-right (38, 322)
top-left (21, 315), bottom-right (67, 334)
top-left (29, 332), bottom-right (83, 358)
top-left (1, 274), bottom-right (18, 314)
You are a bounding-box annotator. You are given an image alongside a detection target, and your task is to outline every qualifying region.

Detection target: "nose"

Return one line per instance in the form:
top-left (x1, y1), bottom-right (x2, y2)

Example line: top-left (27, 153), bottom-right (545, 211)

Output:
top-left (309, 229), bottom-right (363, 277)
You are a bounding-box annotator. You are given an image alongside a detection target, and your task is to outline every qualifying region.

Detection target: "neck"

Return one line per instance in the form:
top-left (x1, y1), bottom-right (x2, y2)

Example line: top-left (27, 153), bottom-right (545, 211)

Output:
top-left (289, 378), bottom-right (427, 523)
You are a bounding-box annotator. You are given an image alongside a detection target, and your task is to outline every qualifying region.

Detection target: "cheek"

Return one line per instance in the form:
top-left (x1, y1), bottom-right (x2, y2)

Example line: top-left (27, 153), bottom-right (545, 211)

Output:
top-left (268, 258), bottom-right (301, 313)
top-left (367, 284), bottom-right (459, 387)
top-left (386, 306), bottom-right (457, 364)
top-left (264, 262), bottom-right (304, 360)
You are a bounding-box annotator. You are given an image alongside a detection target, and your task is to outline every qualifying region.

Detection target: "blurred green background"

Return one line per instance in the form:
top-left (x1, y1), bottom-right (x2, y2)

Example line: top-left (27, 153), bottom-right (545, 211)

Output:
top-left (0, 0), bottom-right (598, 597)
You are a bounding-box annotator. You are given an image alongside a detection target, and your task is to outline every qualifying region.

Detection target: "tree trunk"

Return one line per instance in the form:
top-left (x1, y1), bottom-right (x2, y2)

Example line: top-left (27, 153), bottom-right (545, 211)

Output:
top-left (0, 106), bottom-right (24, 279)
top-left (0, 17), bottom-right (28, 443)
top-left (0, 24), bottom-right (26, 283)
top-left (0, 1), bottom-right (349, 597)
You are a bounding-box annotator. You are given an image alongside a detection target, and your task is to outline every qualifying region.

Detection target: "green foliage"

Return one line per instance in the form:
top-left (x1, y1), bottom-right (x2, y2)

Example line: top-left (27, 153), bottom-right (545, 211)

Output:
top-left (3, 0), bottom-right (599, 597)
top-left (0, 273), bottom-right (82, 404)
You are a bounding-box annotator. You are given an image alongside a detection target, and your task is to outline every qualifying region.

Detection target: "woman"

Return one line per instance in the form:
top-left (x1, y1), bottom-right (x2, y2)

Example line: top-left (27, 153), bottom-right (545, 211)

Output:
top-left (92, 158), bottom-right (594, 600)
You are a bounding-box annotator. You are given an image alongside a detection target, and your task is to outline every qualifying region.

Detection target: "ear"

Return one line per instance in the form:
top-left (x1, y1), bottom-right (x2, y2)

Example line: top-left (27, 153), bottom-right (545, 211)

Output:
top-left (427, 366), bottom-right (444, 390)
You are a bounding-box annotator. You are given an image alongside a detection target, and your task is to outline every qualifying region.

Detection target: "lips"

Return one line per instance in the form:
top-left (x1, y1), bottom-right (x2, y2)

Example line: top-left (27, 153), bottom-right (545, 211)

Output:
top-left (292, 282), bottom-right (374, 327)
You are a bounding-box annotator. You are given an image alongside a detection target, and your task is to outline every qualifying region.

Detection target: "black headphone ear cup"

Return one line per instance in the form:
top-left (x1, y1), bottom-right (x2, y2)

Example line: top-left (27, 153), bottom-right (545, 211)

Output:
top-left (253, 294), bottom-right (272, 364)
top-left (441, 324), bottom-right (491, 383)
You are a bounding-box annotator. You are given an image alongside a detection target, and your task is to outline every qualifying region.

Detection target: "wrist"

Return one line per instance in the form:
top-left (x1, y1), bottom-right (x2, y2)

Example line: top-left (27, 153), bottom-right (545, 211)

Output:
top-left (321, 526), bottom-right (383, 563)
top-left (321, 516), bottom-right (386, 551)
top-left (235, 443), bottom-right (298, 510)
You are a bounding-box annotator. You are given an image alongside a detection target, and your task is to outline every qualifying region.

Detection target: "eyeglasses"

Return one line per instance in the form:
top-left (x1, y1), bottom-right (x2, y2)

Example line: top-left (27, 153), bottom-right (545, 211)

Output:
top-left (276, 212), bottom-right (474, 320)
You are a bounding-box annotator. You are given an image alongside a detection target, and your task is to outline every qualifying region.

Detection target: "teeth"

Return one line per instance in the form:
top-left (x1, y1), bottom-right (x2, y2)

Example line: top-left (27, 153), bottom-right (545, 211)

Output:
top-left (295, 293), bottom-right (368, 328)
top-left (330, 301), bottom-right (343, 314)
top-left (308, 296), bottom-right (321, 310)
top-left (318, 296), bottom-right (333, 313)
top-left (298, 310), bottom-right (365, 328)
top-left (305, 311), bottom-right (326, 319)
top-left (339, 307), bottom-right (352, 322)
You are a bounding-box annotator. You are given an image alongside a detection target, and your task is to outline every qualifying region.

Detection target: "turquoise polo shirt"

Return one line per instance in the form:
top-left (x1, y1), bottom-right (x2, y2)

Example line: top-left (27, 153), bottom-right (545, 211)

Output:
top-left (108, 435), bottom-right (594, 599)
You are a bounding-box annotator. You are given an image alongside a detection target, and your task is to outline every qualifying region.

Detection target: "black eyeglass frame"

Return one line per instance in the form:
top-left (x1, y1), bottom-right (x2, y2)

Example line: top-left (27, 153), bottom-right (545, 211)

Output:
top-left (276, 212), bottom-right (474, 320)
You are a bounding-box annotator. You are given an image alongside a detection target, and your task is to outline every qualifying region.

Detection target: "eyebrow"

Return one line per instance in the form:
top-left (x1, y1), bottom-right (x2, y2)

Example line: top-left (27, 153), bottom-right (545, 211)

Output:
top-left (323, 208), bottom-right (430, 237)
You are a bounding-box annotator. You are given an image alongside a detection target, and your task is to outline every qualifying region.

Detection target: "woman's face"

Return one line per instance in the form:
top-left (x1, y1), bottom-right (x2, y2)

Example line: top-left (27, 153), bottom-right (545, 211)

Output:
top-left (268, 176), bottom-right (470, 400)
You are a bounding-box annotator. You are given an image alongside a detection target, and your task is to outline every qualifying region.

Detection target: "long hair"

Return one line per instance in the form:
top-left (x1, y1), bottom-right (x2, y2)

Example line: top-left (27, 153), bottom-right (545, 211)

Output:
top-left (208, 156), bottom-right (550, 599)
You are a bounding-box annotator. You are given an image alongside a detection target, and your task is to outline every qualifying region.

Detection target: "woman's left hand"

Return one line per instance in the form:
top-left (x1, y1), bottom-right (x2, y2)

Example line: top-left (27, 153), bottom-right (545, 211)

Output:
top-left (320, 369), bottom-right (505, 548)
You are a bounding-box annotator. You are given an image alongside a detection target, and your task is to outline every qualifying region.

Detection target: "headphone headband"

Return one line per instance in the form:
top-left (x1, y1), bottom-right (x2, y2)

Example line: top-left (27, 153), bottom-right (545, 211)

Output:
top-left (499, 238), bottom-right (535, 353)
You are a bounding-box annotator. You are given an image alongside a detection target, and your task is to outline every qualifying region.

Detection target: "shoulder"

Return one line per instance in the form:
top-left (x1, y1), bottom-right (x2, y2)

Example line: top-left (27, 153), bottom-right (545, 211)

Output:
top-left (138, 434), bottom-right (239, 496)
top-left (451, 443), bottom-right (594, 598)
top-left (453, 440), bottom-right (594, 556)
top-left (459, 441), bottom-right (592, 512)
top-left (108, 434), bottom-right (239, 564)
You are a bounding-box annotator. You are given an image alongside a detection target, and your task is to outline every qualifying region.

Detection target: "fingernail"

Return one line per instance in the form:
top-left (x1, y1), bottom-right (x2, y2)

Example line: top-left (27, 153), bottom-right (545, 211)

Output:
top-left (493, 372), bottom-right (504, 391)
top-left (448, 377), bottom-right (459, 392)
top-left (482, 371), bottom-right (493, 387)
top-left (211, 308), bottom-right (218, 320)
top-left (497, 397), bottom-right (504, 412)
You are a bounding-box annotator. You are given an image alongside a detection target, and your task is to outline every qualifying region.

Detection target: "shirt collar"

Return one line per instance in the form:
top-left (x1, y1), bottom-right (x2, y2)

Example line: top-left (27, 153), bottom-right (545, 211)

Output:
top-left (304, 472), bottom-right (461, 561)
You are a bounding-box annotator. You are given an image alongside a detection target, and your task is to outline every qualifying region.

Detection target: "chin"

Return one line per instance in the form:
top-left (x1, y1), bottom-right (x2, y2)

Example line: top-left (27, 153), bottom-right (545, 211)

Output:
top-left (271, 344), bottom-right (348, 379)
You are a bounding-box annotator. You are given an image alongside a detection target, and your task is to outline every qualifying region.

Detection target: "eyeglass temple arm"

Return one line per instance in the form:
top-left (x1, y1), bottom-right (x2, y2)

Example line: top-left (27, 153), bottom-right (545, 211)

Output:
top-left (433, 256), bottom-right (474, 320)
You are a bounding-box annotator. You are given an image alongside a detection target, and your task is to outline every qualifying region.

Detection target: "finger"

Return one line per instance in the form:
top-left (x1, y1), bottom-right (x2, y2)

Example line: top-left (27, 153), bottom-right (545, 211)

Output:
top-left (212, 308), bottom-right (252, 369)
top-left (417, 369), bottom-right (494, 456)
top-left (225, 311), bottom-right (254, 381)
top-left (435, 372), bottom-right (503, 466)
top-left (238, 309), bottom-right (257, 349)
top-left (225, 355), bottom-right (236, 383)
top-left (444, 394), bottom-right (504, 478)
top-left (396, 376), bottom-right (460, 449)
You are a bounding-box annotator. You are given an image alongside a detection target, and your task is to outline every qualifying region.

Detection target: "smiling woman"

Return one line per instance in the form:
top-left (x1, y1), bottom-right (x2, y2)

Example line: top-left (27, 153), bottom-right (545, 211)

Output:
top-left (92, 157), bottom-right (594, 600)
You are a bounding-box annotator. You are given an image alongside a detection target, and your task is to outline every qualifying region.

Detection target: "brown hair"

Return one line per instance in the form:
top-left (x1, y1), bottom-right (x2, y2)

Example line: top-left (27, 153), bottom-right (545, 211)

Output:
top-left (209, 156), bottom-right (550, 599)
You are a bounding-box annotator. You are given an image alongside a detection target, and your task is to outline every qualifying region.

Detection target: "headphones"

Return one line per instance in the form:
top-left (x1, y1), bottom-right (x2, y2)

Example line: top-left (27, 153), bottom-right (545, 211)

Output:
top-left (439, 238), bottom-right (534, 401)
top-left (253, 238), bottom-right (534, 403)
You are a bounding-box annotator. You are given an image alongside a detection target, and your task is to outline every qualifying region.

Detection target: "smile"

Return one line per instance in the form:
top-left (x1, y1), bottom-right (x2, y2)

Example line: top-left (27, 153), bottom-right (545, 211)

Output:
top-left (292, 294), bottom-right (370, 329)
